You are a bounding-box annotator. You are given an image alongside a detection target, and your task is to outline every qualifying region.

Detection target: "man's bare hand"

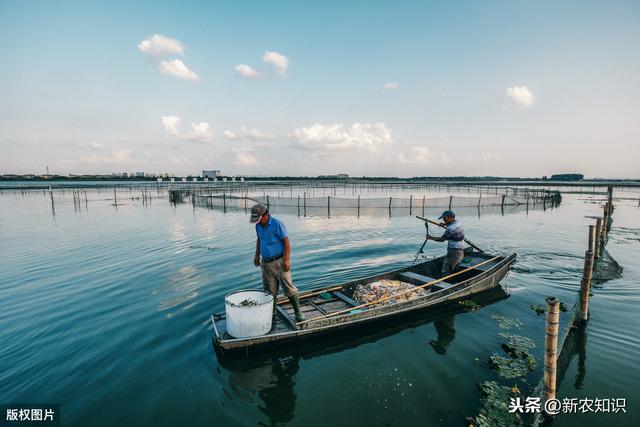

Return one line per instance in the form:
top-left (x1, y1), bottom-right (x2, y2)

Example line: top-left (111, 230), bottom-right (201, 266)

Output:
top-left (283, 259), bottom-right (291, 271)
top-left (254, 255), bottom-right (260, 267)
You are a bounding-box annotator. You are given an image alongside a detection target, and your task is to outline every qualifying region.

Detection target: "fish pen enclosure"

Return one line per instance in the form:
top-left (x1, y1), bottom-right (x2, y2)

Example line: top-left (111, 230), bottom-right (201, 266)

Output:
top-left (172, 189), bottom-right (562, 217)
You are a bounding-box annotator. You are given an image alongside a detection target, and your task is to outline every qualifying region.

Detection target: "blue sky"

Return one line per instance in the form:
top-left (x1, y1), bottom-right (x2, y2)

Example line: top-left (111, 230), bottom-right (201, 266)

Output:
top-left (1, 0), bottom-right (639, 177)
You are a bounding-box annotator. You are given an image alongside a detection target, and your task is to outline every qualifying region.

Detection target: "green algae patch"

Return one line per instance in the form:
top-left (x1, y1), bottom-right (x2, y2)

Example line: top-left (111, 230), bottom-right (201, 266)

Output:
top-left (490, 313), bottom-right (522, 330)
top-left (460, 300), bottom-right (482, 312)
top-left (489, 355), bottom-right (531, 379)
top-left (530, 304), bottom-right (545, 315)
top-left (468, 381), bottom-right (523, 427)
top-left (498, 333), bottom-right (536, 359)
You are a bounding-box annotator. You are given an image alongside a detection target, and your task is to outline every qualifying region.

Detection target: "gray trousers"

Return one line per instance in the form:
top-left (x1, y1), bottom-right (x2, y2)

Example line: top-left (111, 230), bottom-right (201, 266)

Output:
top-left (261, 258), bottom-right (298, 297)
top-left (442, 248), bottom-right (464, 275)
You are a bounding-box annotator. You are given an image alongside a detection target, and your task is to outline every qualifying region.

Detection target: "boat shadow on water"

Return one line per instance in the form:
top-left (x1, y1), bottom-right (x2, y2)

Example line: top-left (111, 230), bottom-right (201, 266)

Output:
top-left (216, 287), bottom-right (510, 426)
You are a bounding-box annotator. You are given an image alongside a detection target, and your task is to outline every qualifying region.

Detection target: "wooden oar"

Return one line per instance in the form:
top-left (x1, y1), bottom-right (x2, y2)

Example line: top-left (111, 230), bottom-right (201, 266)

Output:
top-left (297, 256), bottom-right (501, 326)
top-left (415, 215), bottom-right (484, 253)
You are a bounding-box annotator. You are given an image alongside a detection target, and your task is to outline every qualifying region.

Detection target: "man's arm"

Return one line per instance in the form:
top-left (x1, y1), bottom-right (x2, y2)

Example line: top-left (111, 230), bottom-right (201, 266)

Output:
top-left (283, 237), bottom-right (291, 271)
top-left (427, 234), bottom-right (446, 242)
top-left (254, 237), bottom-right (261, 266)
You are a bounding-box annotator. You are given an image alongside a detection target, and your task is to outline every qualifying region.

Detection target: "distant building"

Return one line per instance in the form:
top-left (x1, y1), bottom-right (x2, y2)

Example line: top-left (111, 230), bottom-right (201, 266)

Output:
top-left (202, 170), bottom-right (221, 178)
top-left (550, 174), bottom-right (584, 181)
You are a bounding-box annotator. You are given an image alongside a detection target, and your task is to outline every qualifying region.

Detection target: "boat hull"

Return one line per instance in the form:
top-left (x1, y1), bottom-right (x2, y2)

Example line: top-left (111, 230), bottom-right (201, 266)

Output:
top-left (213, 251), bottom-right (516, 356)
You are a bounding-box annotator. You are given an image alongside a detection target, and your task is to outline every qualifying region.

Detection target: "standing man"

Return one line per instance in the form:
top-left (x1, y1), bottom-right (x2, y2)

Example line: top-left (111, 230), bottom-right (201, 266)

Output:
top-left (250, 204), bottom-right (306, 322)
top-left (427, 210), bottom-right (465, 275)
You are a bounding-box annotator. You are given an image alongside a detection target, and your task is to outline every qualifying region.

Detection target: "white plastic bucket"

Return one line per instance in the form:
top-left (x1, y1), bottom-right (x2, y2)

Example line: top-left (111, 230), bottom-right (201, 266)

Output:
top-left (225, 290), bottom-right (274, 338)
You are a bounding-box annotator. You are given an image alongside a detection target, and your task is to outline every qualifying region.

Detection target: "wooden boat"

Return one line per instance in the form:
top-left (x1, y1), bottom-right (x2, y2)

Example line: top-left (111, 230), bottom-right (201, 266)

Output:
top-left (212, 249), bottom-right (516, 356)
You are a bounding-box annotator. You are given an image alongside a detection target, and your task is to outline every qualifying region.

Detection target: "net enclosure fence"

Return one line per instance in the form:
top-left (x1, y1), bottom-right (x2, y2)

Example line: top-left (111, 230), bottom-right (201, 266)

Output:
top-left (172, 190), bottom-right (561, 216)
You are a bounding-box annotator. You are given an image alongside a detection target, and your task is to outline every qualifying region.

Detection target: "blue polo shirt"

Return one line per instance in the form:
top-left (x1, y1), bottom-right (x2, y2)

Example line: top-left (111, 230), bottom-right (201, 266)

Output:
top-left (256, 216), bottom-right (288, 259)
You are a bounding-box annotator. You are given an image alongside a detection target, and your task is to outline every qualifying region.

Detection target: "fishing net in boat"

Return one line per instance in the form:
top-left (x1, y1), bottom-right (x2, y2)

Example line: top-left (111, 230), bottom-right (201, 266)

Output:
top-left (353, 280), bottom-right (428, 307)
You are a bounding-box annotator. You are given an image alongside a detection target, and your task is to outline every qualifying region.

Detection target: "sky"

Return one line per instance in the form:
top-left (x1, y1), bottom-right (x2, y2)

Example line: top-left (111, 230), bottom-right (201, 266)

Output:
top-left (1, 0), bottom-right (639, 178)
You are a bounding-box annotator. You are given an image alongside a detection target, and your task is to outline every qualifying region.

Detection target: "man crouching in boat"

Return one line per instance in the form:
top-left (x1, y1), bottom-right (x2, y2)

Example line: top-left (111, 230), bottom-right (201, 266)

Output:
top-left (250, 204), bottom-right (306, 322)
top-left (426, 210), bottom-right (465, 275)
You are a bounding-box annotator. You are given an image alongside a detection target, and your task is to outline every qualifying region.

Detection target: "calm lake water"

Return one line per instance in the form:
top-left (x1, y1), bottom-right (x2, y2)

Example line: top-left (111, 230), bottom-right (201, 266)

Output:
top-left (1, 186), bottom-right (639, 426)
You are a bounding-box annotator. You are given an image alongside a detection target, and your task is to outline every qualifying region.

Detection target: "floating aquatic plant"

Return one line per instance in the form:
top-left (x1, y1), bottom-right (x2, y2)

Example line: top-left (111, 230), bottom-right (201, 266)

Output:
top-left (468, 381), bottom-right (523, 427)
top-left (459, 300), bottom-right (482, 312)
top-left (489, 355), bottom-right (531, 379)
top-left (498, 333), bottom-right (535, 359)
top-left (490, 313), bottom-right (522, 330)
top-left (189, 245), bottom-right (217, 251)
top-left (530, 304), bottom-right (545, 315)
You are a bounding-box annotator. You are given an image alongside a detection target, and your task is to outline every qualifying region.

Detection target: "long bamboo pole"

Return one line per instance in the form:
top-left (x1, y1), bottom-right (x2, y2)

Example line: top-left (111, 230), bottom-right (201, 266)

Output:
top-left (297, 256), bottom-right (501, 326)
top-left (415, 216), bottom-right (484, 252)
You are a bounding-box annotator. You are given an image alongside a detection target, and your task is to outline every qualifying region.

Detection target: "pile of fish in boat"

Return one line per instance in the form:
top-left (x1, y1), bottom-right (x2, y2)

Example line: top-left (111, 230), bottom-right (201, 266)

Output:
top-left (353, 280), bottom-right (428, 307)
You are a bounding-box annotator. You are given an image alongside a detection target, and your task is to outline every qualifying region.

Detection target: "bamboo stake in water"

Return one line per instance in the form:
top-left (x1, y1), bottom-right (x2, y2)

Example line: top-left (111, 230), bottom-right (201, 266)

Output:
top-left (579, 250), bottom-right (594, 323)
top-left (544, 296), bottom-right (560, 404)
top-left (602, 204), bottom-right (609, 242)
top-left (594, 218), bottom-right (602, 259)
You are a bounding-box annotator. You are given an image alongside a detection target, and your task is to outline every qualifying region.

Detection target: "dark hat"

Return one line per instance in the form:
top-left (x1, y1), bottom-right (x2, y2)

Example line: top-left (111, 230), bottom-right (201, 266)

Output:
top-left (438, 210), bottom-right (455, 219)
top-left (249, 204), bottom-right (268, 223)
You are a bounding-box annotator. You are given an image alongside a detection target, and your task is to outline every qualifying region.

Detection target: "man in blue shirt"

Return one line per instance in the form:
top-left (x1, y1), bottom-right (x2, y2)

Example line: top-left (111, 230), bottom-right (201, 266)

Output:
top-left (250, 204), bottom-right (305, 322)
top-left (427, 210), bottom-right (465, 275)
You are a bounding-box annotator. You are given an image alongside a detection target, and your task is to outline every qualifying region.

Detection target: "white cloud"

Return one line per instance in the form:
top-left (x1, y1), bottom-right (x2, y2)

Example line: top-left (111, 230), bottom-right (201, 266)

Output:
top-left (80, 150), bottom-right (138, 164)
top-left (162, 116), bottom-right (181, 137)
top-left (262, 51), bottom-right (289, 76)
top-left (224, 126), bottom-right (273, 141)
top-left (383, 82), bottom-right (398, 90)
top-left (78, 141), bottom-right (105, 149)
top-left (234, 64), bottom-right (262, 79)
top-left (138, 34), bottom-right (184, 58)
top-left (234, 147), bottom-right (257, 166)
top-left (223, 130), bottom-right (237, 140)
top-left (397, 146), bottom-right (450, 165)
top-left (168, 155), bottom-right (190, 166)
top-left (290, 122), bottom-right (392, 151)
top-left (505, 86), bottom-right (534, 108)
top-left (162, 116), bottom-right (212, 142)
top-left (189, 122), bottom-right (211, 141)
top-left (241, 126), bottom-right (272, 141)
top-left (480, 151), bottom-right (500, 161)
top-left (158, 59), bottom-right (200, 82)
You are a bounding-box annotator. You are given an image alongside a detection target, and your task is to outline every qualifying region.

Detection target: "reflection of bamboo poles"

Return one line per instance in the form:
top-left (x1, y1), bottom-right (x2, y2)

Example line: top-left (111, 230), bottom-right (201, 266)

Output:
top-left (594, 218), bottom-right (602, 259)
top-left (544, 297), bottom-right (560, 404)
top-left (297, 256), bottom-right (501, 326)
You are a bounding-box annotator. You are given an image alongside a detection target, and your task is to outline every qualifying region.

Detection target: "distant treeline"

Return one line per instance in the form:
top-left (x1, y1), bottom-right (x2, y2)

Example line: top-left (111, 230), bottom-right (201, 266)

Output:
top-left (1, 174), bottom-right (638, 183)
